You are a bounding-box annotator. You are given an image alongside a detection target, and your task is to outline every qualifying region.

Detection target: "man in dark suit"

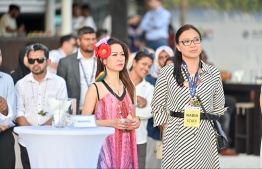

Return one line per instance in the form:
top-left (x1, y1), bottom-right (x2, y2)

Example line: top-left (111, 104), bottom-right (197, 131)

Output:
top-left (57, 26), bottom-right (96, 114)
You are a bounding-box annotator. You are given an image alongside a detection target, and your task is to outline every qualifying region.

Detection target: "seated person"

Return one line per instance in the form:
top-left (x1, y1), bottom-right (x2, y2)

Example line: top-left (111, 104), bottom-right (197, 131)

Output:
top-left (0, 53), bottom-right (16, 168)
top-left (15, 43), bottom-right (68, 169)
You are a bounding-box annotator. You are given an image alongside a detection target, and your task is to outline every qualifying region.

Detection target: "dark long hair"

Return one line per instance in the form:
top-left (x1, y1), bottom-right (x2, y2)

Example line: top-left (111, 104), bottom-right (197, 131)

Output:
top-left (129, 49), bottom-right (153, 71)
top-left (10, 46), bottom-right (30, 84)
top-left (173, 24), bottom-right (202, 86)
top-left (96, 37), bottom-right (135, 103)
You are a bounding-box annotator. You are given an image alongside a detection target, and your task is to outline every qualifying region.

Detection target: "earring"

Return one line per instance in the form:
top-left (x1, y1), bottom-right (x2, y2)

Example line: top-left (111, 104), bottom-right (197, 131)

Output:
top-left (104, 65), bottom-right (106, 75)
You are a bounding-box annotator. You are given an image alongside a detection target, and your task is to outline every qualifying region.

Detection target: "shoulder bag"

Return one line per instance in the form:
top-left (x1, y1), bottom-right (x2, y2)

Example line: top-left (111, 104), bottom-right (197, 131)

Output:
top-left (197, 96), bottom-right (228, 151)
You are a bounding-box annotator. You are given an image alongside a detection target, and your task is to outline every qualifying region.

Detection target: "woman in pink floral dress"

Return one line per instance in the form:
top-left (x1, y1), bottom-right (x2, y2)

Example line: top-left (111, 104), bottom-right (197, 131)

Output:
top-left (82, 37), bottom-right (140, 169)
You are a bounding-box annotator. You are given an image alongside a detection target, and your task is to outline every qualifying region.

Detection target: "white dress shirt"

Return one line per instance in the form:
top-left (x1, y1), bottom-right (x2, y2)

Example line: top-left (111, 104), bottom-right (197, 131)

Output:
top-left (49, 48), bottom-right (66, 64)
top-left (77, 49), bottom-right (97, 110)
top-left (73, 16), bottom-right (84, 32)
top-left (15, 71), bottom-right (68, 146)
top-left (135, 79), bottom-right (154, 144)
top-left (48, 48), bottom-right (66, 74)
top-left (0, 72), bottom-right (15, 127)
top-left (0, 13), bottom-right (17, 37)
top-left (79, 16), bottom-right (97, 31)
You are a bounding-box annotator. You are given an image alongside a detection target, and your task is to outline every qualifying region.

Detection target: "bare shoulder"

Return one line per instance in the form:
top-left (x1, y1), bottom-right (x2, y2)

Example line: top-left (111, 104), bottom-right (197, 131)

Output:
top-left (88, 83), bottom-right (99, 93)
top-left (90, 82), bottom-right (104, 90)
top-left (91, 81), bottom-right (110, 99)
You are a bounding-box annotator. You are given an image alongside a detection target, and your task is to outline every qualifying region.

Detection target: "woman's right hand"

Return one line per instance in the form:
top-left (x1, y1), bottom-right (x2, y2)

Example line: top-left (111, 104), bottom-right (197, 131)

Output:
top-left (111, 118), bottom-right (128, 130)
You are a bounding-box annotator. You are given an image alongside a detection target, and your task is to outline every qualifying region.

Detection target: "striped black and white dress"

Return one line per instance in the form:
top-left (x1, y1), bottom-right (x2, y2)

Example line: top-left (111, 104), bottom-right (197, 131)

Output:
top-left (151, 61), bottom-right (226, 168)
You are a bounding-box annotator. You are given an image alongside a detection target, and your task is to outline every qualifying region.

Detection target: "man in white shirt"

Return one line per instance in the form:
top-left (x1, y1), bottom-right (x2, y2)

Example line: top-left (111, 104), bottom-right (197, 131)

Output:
top-left (48, 34), bottom-right (76, 73)
top-left (79, 4), bottom-right (97, 31)
top-left (15, 43), bottom-right (68, 169)
top-left (0, 52), bottom-right (16, 168)
top-left (0, 4), bottom-right (24, 37)
top-left (72, 3), bottom-right (84, 35)
top-left (57, 26), bottom-right (96, 114)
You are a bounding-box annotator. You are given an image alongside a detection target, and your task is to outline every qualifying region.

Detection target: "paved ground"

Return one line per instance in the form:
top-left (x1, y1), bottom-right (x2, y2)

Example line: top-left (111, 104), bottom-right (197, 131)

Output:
top-left (220, 154), bottom-right (260, 168)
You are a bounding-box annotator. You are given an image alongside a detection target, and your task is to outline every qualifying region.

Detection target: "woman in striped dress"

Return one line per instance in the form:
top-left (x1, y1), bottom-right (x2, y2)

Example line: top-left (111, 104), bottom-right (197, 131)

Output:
top-left (151, 24), bottom-right (226, 168)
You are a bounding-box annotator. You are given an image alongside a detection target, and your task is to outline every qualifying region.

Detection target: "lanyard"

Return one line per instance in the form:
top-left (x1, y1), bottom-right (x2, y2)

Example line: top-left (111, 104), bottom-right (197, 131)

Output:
top-left (79, 58), bottom-right (95, 87)
top-left (182, 61), bottom-right (199, 98)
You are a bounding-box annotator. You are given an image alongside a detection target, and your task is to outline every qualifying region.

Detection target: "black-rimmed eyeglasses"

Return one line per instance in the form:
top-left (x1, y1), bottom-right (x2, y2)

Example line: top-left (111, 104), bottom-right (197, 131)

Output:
top-left (179, 37), bottom-right (202, 46)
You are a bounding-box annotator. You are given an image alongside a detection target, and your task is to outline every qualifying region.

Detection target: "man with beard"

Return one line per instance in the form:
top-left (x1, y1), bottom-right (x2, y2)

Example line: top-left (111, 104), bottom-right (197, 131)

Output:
top-left (0, 4), bottom-right (24, 37)
top-left (57, 26), bottom-right (96, 114)
top-left (15, 43), bottom-right (67, 169)
top-left (0, 49), bottom-right (16, 169)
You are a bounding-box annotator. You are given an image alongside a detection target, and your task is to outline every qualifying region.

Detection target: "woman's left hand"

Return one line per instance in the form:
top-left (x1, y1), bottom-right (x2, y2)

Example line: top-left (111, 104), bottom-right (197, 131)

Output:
top-left (136, 96), bottom-right (147, 108)
top-left (127, 117), bottom-right (140, 130)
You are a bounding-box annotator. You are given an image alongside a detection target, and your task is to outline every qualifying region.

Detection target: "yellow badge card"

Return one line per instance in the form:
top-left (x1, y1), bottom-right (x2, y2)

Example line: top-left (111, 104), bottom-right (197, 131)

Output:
top-left (184, 106), bottom-right (200, 128)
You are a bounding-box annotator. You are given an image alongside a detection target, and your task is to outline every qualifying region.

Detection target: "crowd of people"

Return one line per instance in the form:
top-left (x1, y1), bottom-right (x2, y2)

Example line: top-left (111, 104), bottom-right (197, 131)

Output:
top-left (0, 1), bottom-right (238, 169)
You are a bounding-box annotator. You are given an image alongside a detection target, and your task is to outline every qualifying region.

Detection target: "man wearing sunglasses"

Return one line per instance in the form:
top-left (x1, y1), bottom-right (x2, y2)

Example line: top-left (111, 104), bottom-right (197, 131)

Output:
top-left (0, 50), bottom-right (16, 169)
top-left (15, 43), bottom-right (68, 169)
top-left (57, 26), bottom-right (96, 115)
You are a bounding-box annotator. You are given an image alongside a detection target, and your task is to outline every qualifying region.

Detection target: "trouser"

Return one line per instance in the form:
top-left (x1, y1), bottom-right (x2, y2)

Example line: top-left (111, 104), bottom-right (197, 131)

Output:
top-left (137, 143), bottom-right (147, 169)
top-left (145, 137), bottom-right (161, 169)
top-left (19, 144), bottom-right (31, 169)
top-left (0, 127), bottom-right (15, 169)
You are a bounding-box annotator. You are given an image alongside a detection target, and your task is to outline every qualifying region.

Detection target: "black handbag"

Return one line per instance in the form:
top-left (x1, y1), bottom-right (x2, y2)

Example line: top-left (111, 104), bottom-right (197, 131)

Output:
top-left (213, 119), bottom-right (228, 150)
top-left (197, 96), bottom-right (228, 150)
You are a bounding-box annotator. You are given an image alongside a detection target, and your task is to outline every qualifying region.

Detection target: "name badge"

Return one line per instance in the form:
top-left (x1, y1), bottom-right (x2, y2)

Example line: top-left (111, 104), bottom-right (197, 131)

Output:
top-left (184, 106), bottom-right (200, 128)
top-left (72, 115), bottom-right (97, 127)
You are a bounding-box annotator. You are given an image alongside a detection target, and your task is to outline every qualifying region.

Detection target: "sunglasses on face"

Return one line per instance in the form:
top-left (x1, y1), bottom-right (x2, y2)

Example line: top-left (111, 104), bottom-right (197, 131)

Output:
top-left (28, 58), bottom-right (47, 64)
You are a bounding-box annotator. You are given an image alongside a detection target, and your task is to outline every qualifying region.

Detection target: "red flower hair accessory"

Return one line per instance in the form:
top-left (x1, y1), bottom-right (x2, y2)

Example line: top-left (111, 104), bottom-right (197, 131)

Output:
top-left (93, 36), bottom-right (111, 59)
top-left (93, 43), bottom-right (99, 58)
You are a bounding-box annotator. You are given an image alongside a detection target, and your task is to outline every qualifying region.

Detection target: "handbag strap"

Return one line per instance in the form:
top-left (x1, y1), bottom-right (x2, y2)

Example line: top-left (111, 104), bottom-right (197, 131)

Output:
top-left (160, 131), bottom-right (163, 141)
top-left (181, 67), bottom-right (218, 132)
top-left (181, 67), bottom-right (217, 132)
top-left (196, 96), bottom-right (217, 132)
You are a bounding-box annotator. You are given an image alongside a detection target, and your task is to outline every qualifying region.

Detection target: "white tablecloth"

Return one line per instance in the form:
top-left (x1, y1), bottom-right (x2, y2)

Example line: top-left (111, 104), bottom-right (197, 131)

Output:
top-left (14, 126), bottom-right (114, 168)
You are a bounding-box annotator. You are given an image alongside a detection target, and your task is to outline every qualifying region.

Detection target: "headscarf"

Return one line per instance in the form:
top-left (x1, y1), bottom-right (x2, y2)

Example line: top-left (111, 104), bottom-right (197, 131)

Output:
top-left (10, 46), bottom-right (31, 84)
top-left (151, 46), bottom-right (174, 78)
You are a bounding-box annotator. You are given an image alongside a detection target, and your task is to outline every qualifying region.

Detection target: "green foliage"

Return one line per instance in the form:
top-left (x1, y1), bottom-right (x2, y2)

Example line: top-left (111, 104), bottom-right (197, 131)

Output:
top-left (193, 99), bottom-right (201, 107)
top-left (38, 110), bottom-right (48, 116)
top-left (163, 0), bottom-right (262, 12)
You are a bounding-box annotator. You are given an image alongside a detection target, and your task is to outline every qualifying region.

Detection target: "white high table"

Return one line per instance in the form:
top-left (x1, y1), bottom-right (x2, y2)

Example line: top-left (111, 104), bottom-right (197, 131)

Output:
top-left (14, 126), bottom-right (114, 168)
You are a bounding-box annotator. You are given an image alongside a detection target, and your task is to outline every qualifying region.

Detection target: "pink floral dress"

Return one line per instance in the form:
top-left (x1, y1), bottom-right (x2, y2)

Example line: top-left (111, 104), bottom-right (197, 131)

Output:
top-left (94, 81), bottom-right (139, 169)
